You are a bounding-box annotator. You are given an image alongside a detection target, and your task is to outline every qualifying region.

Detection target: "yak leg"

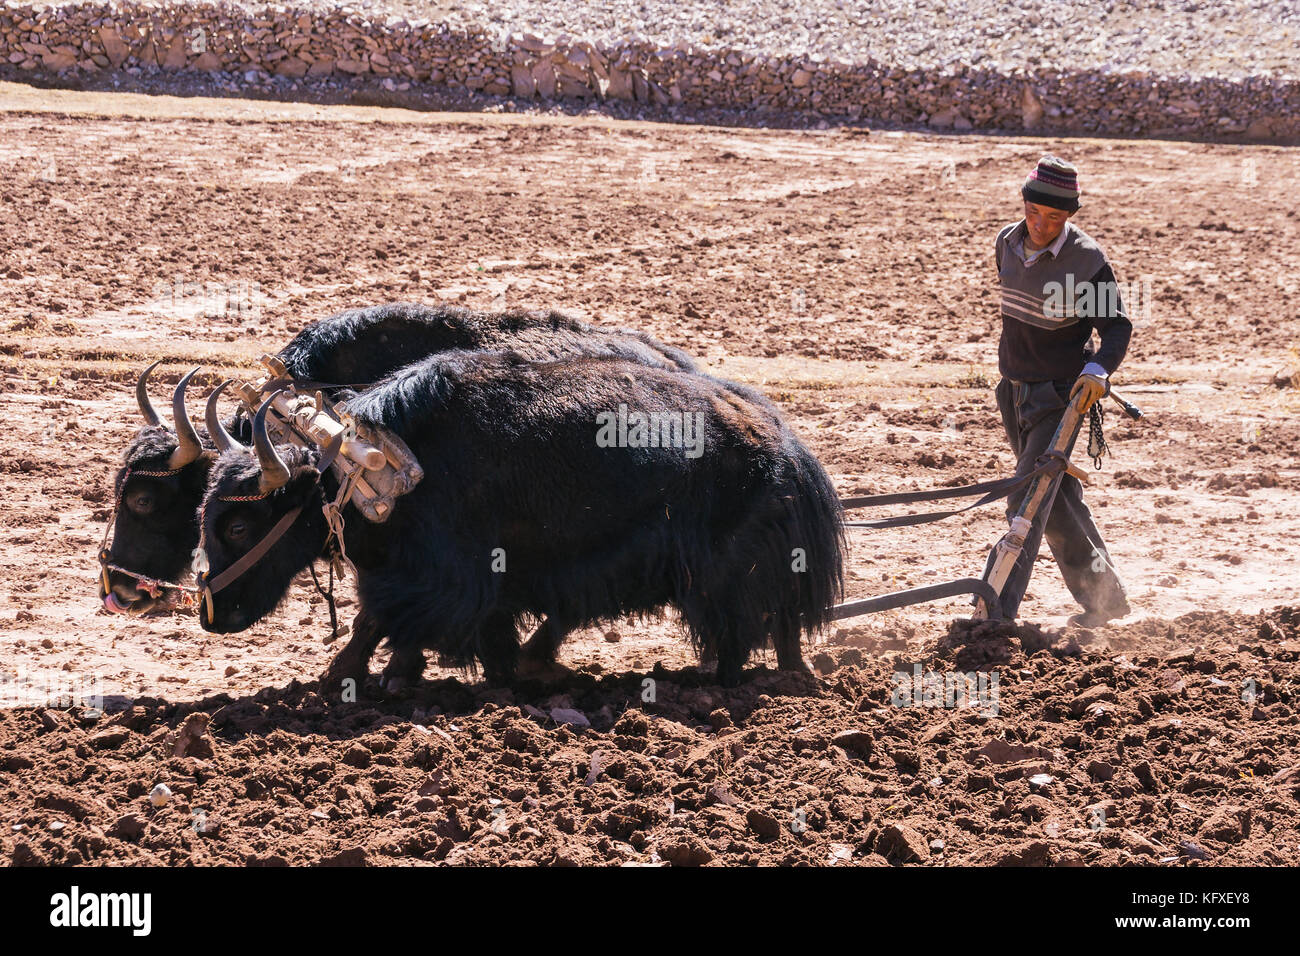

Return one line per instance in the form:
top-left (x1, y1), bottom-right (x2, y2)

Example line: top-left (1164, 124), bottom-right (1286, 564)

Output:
top-left (683, 588), bottom-right (749, 689)
top-left (517, 616), bottom-right (576, 682)
top-left (699, 637), bottom-right (717, 667)
top-left (715, 647), bottom-right (745, 689)
top-left (321, 610), bottom-right (384, 695)
top-left (478, 610), bottom-right (521, 686)
top-left (380, 645), bottom-right (427, 693)
top-left (774, 623), bottom-right (811, 674)
top-left (718, 628), bottom-right (805, 685)
top-left (711, 612), bottom-right (748, 689)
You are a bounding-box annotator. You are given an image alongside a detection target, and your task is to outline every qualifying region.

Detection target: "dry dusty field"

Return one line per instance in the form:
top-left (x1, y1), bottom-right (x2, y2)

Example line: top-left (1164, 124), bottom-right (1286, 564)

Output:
top-left (0, 82), bottom-right (1298, 865)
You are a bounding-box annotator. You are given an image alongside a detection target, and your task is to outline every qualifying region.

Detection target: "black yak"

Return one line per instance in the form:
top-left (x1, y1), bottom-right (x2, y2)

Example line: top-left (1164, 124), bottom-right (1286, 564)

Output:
top-left (99, 362), bottom-right (211, 616)
top-left (194, 350), bottom-right (845, 688)
top-left (276, 302), bottom-right (695, 385)
top-left (98, 303), bottom-right (697, 617)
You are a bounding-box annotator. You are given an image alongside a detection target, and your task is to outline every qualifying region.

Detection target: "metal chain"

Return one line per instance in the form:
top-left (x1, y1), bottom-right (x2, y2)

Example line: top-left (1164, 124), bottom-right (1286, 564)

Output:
top-left (1087, 401), bottom-right (1109, 469)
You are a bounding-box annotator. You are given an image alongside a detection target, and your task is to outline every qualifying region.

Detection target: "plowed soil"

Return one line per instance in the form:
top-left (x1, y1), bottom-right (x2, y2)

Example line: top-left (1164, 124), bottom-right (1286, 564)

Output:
top-left (1, 83), bottom-right (1298, 865)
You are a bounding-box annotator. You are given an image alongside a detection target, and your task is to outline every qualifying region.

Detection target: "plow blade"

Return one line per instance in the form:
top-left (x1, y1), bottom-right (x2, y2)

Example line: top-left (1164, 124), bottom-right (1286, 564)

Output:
top-left (830, 577), bottom-right (1003, 622)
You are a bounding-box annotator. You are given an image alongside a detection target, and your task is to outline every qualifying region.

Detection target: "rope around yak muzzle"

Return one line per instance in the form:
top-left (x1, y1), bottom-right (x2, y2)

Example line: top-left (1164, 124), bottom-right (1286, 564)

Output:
top-left (98, 464), bottom-right (201, 612)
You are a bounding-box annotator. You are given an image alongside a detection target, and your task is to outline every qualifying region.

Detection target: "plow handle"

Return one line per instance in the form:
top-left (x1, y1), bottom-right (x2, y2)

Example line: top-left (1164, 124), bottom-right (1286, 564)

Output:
top-left (1108, 388), bottom-right (1143, 421)
top-left (974, 385), bottom-right (1090, 618)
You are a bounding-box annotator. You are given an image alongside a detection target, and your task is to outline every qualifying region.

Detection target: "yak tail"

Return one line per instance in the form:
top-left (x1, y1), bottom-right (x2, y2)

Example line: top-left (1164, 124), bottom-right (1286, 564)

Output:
top-left (680, 436), bottom-right (845, 681)
top-left (773, 439), bottom-right (846, 641)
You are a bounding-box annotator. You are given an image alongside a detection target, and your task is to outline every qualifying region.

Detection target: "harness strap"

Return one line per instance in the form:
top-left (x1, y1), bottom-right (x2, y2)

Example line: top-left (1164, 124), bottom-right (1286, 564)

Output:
top-left (842, 457), bottom-right (1063, 530)
top-left (99, 463), bottom-right (200, 602)
top-left (197, 434), bottom-right (344, 619)
top-left (840, 468), bottom-right (1041, 510)
top-left (99, 557), bottom-right (200, 604)
top-left (309, 560), bottom-right (339, 642)
top-left (322, 466), bottom-right (361, 580)
top-left (202, 505), bottom-right (305, 597)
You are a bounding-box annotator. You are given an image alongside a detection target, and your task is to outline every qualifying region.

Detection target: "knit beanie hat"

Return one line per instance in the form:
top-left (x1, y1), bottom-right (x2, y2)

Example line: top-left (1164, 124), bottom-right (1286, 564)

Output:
top-left (1022, 155), bottom-right (1081, 212)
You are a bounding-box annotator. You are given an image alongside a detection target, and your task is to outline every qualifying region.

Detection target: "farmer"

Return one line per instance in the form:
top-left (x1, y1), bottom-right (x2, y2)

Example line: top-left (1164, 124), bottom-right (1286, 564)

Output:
top-left (980, 155), bottom-right (1133, 627)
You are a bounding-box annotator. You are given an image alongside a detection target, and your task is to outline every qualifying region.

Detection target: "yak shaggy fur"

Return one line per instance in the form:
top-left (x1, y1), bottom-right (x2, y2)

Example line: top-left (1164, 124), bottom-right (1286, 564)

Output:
top-left (199, 350), bottom-right (845, 687)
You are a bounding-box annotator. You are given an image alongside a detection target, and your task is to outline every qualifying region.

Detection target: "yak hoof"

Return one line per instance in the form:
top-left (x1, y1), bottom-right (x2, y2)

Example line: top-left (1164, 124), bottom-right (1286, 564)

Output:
top-left (379, 664), bottom-right (421, 695)
top-left (778, 656), bottom-right (812, 675)
top-left (516, 657), bottom-right (575, 684)
top-left (320, 655), bottom-right (370, 698)
top-left (381, 673), bottom-right (412, 694)
top-left (716, 660), bottom-right (744, 688)
top-left (379, 646), bottom-right (427, 694)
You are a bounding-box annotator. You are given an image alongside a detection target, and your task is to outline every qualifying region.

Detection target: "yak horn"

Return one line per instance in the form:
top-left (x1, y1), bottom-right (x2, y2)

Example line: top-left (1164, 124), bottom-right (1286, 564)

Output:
top-left (136, 360), bottom-right (164, 427)
top-left (252, 391), bottom-right (291, 493)
top-left (205, 380), bottom-right (242, 454)
top-left (166, 367), bottom-right (204, 469)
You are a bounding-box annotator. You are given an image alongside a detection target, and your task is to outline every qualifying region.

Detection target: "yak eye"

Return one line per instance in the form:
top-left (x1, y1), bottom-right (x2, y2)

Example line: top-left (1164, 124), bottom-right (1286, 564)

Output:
top-left (126, 489), bottom-right (155, 515)
top-left (224, 519), bottom-right (250, 544)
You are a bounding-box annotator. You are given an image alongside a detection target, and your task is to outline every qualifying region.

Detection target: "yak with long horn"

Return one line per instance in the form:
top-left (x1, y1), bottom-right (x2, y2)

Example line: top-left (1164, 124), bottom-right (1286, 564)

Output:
top-left (252, 391), bottom-right (292, 493)
top-left (204, 381), bottom-right (244, 454)
top-left (167, 367), bottom-right (203, 469)
top-left (100, 362), bottom-right (208, 616)
top-left (194, 348), bottom-right (845, 691)
top-left (104, 300), bottom-right (705, 671)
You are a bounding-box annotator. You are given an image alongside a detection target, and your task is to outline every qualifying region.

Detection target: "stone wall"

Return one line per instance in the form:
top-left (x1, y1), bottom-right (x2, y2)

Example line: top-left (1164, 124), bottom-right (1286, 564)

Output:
top-left (1, 1), bottom-right (1296, 140)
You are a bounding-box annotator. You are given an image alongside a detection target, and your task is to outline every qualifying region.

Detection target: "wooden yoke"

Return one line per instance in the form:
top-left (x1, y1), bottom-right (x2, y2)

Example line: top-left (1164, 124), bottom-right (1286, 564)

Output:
top-left (243, 355), bottom-right (386, 471)
top-left (236, 355), bottom-right (424, 524)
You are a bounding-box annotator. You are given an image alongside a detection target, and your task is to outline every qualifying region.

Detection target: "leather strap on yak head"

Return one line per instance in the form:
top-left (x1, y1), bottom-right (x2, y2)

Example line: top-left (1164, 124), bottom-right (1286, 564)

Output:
top-left (194, 389), bottom-right (342, 627)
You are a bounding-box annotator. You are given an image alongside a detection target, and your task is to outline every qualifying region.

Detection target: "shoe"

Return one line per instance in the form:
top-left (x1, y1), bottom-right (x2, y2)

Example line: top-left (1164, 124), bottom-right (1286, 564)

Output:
top-left (1068, 599), bottom-right (1131, 629)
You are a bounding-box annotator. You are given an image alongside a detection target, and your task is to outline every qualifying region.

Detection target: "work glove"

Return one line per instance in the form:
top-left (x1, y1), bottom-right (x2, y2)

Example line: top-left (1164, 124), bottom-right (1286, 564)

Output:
top-left (1069, 371), bottom-right (1109, 413)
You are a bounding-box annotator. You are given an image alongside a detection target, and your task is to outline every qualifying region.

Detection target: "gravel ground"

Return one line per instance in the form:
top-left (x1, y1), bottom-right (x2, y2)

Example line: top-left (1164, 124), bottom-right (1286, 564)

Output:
top-left (222, 0), bottom-right (1300, 78)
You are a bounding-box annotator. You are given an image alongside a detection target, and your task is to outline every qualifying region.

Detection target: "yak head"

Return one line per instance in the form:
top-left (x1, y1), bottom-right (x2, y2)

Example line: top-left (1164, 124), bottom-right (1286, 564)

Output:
top-left (101, 363), bottom-right (220, 616)
top-left (101, 367), bottom-right (256, 615)
top-left (196, 393), bottom-right (330, 634)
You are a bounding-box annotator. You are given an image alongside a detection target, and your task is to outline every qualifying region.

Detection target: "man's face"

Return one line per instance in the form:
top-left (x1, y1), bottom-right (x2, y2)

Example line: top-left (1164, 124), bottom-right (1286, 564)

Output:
top-left (1024, 200), bottom-right (1073, 247)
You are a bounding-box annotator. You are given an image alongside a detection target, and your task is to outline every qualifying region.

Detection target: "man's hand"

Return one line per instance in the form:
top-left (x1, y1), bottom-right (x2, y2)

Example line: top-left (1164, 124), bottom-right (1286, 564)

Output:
top-left (1069, 372), bottom-right (1109, 412)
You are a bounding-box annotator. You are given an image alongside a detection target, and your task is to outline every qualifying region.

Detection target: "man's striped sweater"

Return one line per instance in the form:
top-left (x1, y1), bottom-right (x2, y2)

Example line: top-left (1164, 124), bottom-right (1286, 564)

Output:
top-left (995, 219), bottom-right (1133, 383)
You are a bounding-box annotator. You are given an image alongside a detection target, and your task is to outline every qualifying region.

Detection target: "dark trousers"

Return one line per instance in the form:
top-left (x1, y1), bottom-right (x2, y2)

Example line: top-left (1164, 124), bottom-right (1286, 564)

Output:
top-left (979, 377), bottom-right (1128, 620)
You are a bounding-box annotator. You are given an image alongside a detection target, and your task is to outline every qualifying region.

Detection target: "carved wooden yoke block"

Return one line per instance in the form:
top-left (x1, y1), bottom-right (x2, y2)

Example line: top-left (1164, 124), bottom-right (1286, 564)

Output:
top-left (235, 355), bottom-right (424, 523)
